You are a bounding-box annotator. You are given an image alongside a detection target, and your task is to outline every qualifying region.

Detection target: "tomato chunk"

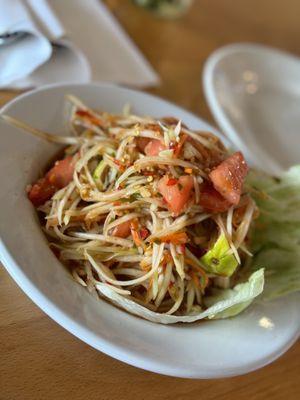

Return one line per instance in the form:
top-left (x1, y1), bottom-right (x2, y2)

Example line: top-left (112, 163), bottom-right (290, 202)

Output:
top-left (199, 182), bottom-right (231, 213)
top-left (145, 139), bottom-right (166, 156)
top-left (137, 138), bottom-right (166, 156)
top-left (158, 175), bottom-right (194, 215)
top-left (46, 155), bottom-right (75, 189)
top-left (112, 220), bottom-right (131, 238)
top-left (209, 152), bottom-right (249, 205)
top-left (28, 178), bottom-right (57, 207)
top-left (28, 155), bottom-right (76, 207)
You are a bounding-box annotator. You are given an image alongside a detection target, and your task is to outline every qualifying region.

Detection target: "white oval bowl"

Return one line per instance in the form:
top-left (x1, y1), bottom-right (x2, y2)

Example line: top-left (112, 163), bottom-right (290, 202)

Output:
top-left (203, 43), bottom-right (300, 176)
top-left (0, 82), bottom-right (299, 379)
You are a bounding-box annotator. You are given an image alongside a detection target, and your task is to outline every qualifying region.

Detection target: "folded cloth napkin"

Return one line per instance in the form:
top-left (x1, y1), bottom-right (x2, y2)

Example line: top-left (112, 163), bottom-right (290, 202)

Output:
top-left (0, 0), bottom-right (159, 89)
top-left (0, 0), bottom-right (53, 86)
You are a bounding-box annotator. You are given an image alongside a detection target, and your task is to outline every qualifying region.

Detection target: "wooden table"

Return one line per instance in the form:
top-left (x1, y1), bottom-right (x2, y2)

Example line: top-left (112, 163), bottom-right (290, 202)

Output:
top-left (1, 1), bottom-right (299, 398)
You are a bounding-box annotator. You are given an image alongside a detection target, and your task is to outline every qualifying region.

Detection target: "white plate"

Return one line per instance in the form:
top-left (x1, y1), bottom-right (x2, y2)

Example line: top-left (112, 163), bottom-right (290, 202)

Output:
top-left (0, 83), bottom-right (299, 379)
top-left (203, 43), bottom-right (300, 175)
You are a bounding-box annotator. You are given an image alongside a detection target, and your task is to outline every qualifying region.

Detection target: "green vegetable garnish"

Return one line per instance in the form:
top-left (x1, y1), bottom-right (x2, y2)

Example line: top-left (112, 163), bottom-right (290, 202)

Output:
top-left (201, 233), bottom-right (238, 277)
top-left (93, 159), bottom-right (106, 181)
top-left (118, 193), bottom-right (141, 203)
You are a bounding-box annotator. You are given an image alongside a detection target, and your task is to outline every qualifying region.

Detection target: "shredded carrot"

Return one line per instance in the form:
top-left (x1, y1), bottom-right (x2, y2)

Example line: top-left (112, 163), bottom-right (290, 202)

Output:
top-left (190, 271), bottom-right (201, 288)
top-left (162, 251), bottom-right (172, 264)
top-left (75, 109), bottom-right (105, 127)
top-left (174, 134), bottom-right (188, 157)
top-left (113, 159), bottom-right (126, 172)
top-left (158, 231), bottom-right (188, 245)
top-left (184, 168), bottom-right (193, 174)
top-left (131, 230), bottom-right (142, 246)
top-left (130, 218), bottom-right (145, 247)
top-left (186, 258), bottom-right (209, 290)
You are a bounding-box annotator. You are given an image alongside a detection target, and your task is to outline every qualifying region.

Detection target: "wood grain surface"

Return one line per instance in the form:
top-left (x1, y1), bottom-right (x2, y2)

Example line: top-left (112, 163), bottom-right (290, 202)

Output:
top-left (0, 1), bottom-right (299, 399)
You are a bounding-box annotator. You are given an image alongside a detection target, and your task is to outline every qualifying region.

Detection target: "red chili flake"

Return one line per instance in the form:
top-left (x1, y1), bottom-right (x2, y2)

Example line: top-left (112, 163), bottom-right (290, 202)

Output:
top-left (139, 227), bottom-right (149, 240)
top-left (113, 159), bottom-right (126, 172)
top-left (178, 244), bottom-right (186, 255)
top-left (142, 171), bottom-right (155, 176)
top-left (173, 134), bottom-right (188, 157)
top-left (166, 178), bottom-right (178, 186)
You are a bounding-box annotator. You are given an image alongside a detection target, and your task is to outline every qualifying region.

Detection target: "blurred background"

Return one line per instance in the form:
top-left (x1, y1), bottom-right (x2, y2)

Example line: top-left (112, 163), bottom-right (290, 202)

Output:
top-left (105, 0), bottom-right (300, 121)
top-left (2, 0), bottom-right (300, 124)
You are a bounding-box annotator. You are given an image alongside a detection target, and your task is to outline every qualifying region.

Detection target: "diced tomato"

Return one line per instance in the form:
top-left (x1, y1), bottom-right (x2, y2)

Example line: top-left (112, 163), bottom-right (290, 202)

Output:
top-left (144, 139), bottom-right (166, 156)
top-left (46, 155), bottom-right (75, 189)
top-left (136, 137), bottom-right (166, 156)
top-left (199, 182), bottom-right (231, 213)
top-left (112, 220), bottom-right (131, 238)
top-left (209, 151), bottom-right (249, 205)
top-left (157, 175), bottom-right (194, 215)
top-left (28, 178), bottom-right (57, 207)
top-left (28, 155), bottom-right (76, 207)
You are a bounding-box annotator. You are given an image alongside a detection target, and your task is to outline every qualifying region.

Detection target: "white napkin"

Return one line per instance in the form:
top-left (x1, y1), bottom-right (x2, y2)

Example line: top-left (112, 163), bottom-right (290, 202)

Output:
top-left (0, 0), bottom-right (53, 86)
top-left (49, 0), bottom-right (160, 87)
top-left (0, 0), bottom-right (159, 89)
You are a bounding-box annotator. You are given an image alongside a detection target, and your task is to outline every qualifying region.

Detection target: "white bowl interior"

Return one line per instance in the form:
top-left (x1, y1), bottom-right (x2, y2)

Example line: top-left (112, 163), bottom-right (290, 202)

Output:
top-left (0, 83), bottom-right (299, 378)
top-left (203, 43), bottom-right (300, 175)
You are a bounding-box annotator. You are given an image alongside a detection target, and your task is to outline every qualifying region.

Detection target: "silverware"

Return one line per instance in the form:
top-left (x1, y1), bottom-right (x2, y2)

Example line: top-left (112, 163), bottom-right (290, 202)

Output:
top-left (0, 31), bottom-right (27, 46)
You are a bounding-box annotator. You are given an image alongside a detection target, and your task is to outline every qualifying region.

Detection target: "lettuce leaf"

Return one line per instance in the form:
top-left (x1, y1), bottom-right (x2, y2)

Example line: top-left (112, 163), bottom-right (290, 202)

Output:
top-left (96, 269), bottom-right (264, 324)
top-left (248, 165), bottom-right (300, 223)
top-left (252, 248), bottom-right (300, 300)
top-left (248, 166), bottom-right (300, 299)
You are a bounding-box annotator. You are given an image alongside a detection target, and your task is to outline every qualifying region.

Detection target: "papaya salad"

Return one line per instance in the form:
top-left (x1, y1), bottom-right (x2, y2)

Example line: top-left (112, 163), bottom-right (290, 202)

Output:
top-left (3, 95), bottom-right (299, 324)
